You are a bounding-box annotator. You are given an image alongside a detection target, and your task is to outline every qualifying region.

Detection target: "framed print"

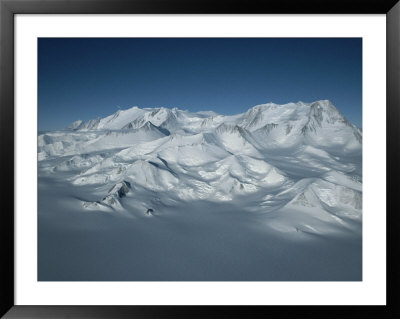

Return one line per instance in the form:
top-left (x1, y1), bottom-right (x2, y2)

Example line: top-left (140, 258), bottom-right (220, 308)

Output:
top-left (1, 0), bottom-right (399, 318)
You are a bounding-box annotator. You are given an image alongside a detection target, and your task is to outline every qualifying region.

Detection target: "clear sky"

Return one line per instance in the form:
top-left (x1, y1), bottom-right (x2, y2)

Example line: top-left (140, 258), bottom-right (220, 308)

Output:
top-left (38, 38), bottom-right (362, 131)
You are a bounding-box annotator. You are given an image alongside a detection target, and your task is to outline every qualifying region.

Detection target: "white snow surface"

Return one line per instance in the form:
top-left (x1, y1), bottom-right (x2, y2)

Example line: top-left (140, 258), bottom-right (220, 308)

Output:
top-left (38, 100), bottom-right (362, 281)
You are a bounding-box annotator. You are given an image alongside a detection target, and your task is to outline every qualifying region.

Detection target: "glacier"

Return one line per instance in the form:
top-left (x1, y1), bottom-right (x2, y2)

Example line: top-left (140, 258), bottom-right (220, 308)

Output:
top-left (38, 100), bottom-right (362, 281)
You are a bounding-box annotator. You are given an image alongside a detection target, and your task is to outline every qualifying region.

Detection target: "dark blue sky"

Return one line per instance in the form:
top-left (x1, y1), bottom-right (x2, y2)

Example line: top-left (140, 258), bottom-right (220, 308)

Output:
top-left (38, 38), bottom-right (362, 131)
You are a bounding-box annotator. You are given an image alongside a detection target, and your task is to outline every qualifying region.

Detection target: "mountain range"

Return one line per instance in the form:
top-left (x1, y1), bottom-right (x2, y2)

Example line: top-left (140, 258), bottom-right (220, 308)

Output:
top-left (38, 100), bottom-right (362, 234)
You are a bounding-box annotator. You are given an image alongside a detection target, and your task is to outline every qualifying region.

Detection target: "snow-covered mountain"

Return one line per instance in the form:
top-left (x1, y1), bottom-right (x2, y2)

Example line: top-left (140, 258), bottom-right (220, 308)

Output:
top-left (38, 100), bottom-right (362, 234)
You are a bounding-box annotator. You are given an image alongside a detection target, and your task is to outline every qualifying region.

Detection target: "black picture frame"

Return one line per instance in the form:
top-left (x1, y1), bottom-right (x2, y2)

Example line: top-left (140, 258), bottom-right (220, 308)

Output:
top-left (1, 0), bottom-right (399, 318)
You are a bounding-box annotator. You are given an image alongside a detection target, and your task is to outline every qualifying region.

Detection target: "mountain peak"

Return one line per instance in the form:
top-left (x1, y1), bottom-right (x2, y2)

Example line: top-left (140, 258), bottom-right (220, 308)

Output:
top-left (308, 100), bottom-right (348, 126)
top-left (66, 120), bottom-right (83, 130)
